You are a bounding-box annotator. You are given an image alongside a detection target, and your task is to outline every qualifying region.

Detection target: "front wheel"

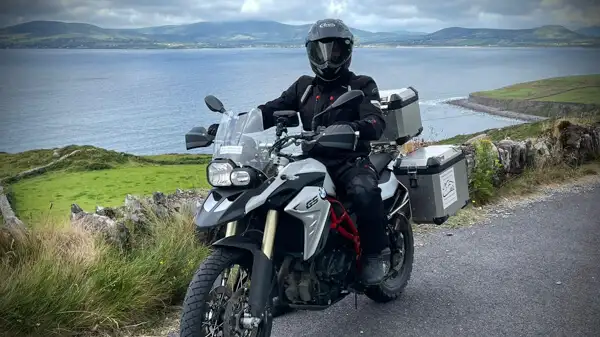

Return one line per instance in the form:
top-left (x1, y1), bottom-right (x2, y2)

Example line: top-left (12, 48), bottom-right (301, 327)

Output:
top-left (364, 215), bottom-right (414, 303)
top-left (179, 247), bottom-right (273, 337)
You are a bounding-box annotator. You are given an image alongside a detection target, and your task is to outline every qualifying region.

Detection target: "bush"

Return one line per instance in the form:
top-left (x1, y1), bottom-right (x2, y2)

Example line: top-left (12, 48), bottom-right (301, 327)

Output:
top-left (470, 139), bottom-right (502, 205)
top-left (0, 211), bottom-right (209, 336)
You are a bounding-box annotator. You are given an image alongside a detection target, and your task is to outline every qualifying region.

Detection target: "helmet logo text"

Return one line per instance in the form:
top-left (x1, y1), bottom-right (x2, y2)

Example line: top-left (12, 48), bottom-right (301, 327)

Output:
top-left (319, 22), bottom-right (336, 28)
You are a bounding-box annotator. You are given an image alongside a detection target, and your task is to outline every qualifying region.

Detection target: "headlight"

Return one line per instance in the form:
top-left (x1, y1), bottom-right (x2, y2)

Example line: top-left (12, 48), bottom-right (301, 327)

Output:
top-left (231, 169), bottom-right (252, 186)
top-left (207, 162), bottom-right (234, 187)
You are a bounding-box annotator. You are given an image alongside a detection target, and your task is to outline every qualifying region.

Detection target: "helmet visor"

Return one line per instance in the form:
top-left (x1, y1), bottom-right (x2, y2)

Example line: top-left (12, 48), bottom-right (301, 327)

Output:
top-left (307, 38), bottom-right (352, 66)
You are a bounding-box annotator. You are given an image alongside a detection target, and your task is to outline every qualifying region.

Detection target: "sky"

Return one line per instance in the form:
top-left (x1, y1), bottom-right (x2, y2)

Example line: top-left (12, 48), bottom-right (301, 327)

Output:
top-left (1, 0), bottom-right (599, 33)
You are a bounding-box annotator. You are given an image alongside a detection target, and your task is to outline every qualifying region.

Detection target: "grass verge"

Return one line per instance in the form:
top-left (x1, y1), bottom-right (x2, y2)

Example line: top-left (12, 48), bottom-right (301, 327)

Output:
top-left (0, 209), bottom-right (210, 337)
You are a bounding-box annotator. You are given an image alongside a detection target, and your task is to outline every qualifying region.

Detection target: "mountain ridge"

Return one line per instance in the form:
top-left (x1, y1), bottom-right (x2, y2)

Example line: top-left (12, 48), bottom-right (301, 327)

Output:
top-left (1, 20), bottom-right (598, 49)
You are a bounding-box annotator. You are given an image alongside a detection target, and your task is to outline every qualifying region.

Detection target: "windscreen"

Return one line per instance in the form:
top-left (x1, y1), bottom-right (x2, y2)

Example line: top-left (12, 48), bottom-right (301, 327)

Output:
top-left (211, 108), bottom-right (304, 173)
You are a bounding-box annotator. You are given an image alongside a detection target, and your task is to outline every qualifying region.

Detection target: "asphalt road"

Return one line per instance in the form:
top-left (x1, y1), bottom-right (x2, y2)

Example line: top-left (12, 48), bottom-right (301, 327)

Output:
top-left (271, 182), bottom-right (600, 337)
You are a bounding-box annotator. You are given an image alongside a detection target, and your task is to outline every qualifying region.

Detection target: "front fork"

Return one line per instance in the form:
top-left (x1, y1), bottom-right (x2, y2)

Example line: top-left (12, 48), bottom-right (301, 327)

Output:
top-left (247, 209), bottom-right (279, 318)
top-left (261, 209), bottom-right (279, 258)
top-left (220, 210), bottom-right (278, 319)
top-left (225, 220), bottom-right (238, 238)
top-left (220, 221), bottom-right (239, 287)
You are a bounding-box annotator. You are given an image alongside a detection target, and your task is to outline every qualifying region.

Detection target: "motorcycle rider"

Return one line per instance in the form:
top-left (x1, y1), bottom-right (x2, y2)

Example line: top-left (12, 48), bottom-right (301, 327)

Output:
top-left (208, 18), bottom-right (390, 285)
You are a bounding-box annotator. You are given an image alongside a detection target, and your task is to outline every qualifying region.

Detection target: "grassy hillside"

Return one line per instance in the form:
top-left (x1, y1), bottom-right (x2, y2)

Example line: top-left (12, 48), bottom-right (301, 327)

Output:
top-left (471, 74), bottom-right (600, 104)
top-left (1, 145), bottom-right (210, 222)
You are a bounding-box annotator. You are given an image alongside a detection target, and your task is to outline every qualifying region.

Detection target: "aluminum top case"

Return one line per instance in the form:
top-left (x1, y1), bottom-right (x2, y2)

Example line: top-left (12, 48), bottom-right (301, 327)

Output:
top-left (393, 145), bottom-right (470, 225)
top-left (374, 87), bottom-right (423, 145)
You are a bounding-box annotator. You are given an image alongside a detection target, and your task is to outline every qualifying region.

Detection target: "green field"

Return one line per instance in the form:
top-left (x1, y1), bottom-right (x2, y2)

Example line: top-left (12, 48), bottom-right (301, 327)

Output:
top-left (11, 165), bottom-right (208, 222)
top-left (1, 146), bottom-right (210, 223)
top-left (472, 74), bottom-right (600, 104)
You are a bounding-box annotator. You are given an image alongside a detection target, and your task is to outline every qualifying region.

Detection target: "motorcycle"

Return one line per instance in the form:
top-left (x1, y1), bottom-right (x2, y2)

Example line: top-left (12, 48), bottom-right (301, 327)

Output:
top-left (180, 90), bottom-right (415, 337)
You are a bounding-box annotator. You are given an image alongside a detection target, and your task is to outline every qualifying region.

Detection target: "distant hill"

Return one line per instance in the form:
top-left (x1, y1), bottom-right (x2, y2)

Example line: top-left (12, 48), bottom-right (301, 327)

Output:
top-left (132, 20), bottom-right (416, 44)
top-left (0, 21), bottom-right (152, 48)
top-left (0, 20), bottom-right (598, 49)
top-left (576, 26), bottom-right (600, 37)
top-left (408, 25), bottom-right (598, 46)
top-left (0, 20), bottom-right (420, 48)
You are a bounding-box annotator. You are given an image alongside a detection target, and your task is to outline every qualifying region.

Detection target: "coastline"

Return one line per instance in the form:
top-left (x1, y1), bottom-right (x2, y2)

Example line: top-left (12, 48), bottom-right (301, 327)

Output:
top-left (445, 98), bottom-right (549, 122)
top-left (2, 44), bottom-right (600, 51)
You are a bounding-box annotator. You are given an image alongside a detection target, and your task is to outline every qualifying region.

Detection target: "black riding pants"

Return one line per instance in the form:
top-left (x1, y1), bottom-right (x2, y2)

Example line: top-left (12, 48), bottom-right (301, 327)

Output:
top-left (328, 157), bottom-right (388, 255)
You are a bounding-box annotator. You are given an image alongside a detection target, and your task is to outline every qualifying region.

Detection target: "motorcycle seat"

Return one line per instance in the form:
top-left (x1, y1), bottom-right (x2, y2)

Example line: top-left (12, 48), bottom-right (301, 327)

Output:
top-left (368, 152), bottom-right (394, 174)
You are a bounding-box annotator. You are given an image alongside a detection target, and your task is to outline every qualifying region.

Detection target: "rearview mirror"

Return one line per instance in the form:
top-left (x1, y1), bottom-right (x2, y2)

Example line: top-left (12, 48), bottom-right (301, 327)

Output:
top-left (328, 89), bottom-right (364, 111)
top-left (273, 110), bottom-right (300, 128)
top-left (273, 110), bottom-right (298, 118)
top-left (311, 90), bottom-right (365, 131)
top-left (185, 126), bottom-right (214, 150)
top-left (204, 95), bottom-right (226, 113)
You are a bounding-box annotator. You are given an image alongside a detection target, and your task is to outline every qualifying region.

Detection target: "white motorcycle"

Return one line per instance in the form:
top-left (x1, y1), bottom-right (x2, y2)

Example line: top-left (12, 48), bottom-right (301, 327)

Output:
top-left (179, 88), bottom-right (468, 337)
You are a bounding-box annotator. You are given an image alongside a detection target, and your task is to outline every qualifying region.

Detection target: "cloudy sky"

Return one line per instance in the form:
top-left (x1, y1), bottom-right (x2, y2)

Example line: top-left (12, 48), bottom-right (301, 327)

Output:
top-left (1, 0), bottom-right (599, 32)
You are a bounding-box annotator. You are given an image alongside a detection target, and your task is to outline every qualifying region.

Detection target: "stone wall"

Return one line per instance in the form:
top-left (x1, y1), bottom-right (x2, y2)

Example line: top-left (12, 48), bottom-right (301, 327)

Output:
top-left (0, 185), bottom-right (24, 230)
top-left (459, 120), bottom-right (600, 185)
top-left (68, 189), bottom-right (210, 249)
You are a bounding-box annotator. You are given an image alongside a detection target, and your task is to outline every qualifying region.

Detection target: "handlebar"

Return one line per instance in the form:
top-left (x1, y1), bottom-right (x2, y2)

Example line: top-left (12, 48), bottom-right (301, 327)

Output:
top-left (269, 124), bottom-right (358, 158)
top-left (268, 131), bottom-right (318, 156)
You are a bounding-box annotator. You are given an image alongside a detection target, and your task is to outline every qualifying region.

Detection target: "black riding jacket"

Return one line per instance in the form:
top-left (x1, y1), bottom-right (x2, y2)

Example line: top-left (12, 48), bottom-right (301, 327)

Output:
top-left (257, 70), bottom-right (386, 166)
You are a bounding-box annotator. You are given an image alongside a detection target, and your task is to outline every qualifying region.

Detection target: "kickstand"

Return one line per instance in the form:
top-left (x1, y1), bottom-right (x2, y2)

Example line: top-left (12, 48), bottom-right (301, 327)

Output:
top-left (354, 292), bottom-right (358, 309)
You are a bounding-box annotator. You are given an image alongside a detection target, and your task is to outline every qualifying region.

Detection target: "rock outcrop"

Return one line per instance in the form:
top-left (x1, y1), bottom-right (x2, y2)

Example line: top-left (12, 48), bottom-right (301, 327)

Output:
top-left (554, 120), bottom-right (600, 165)
top-left (71, 204), bottom-right (131, 251)
top-left (69, 189), bottom-right (208, 248)
top-left (460, 120), bottom-right (600, 185)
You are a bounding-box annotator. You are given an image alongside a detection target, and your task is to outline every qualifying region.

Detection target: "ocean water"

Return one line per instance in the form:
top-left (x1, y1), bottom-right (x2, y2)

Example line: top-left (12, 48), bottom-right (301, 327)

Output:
top-left (1, 47), bottom-right (600, 155)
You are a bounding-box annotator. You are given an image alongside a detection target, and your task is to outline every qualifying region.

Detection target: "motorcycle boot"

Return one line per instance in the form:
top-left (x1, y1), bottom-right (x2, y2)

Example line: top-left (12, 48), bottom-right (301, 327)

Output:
top-left (360, 247), bottom-right (391, 285)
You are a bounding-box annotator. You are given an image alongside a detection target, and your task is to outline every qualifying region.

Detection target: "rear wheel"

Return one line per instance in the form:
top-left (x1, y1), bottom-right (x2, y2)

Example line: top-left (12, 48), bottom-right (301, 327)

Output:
top-left (179, 248), bottom-right (273, 337)
top-left (364, 215), bottom-right (414, 303)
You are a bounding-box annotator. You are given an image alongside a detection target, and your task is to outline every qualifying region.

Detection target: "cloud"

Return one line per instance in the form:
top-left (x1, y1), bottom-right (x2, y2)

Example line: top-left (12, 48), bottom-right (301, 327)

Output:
top-left (1, 0), bottom-right (598, 32)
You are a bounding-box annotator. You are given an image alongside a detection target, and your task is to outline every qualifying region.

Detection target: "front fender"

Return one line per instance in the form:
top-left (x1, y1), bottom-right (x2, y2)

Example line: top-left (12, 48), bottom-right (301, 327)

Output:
top-left (195, 184), bottom-right (269, 229)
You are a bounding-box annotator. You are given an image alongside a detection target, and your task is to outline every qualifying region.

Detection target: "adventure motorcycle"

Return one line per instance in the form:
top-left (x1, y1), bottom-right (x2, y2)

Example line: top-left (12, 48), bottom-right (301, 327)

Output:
top-left (180, 90), bottom-right (415, 337)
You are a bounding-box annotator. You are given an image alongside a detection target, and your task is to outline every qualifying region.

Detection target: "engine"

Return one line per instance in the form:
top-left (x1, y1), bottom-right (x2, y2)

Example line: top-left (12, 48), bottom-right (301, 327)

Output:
top-left (281, 249), bottom-right (354, 306)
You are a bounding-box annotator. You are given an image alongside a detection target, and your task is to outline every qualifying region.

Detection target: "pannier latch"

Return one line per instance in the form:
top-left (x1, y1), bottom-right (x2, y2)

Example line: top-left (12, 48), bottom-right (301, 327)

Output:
top-left (407, 165), bottom-right (418, 188)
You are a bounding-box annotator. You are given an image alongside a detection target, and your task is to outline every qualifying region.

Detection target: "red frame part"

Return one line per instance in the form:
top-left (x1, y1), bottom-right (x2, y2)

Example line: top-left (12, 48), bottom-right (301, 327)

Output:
top-left (326, 197), bottom-right (362, 268)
